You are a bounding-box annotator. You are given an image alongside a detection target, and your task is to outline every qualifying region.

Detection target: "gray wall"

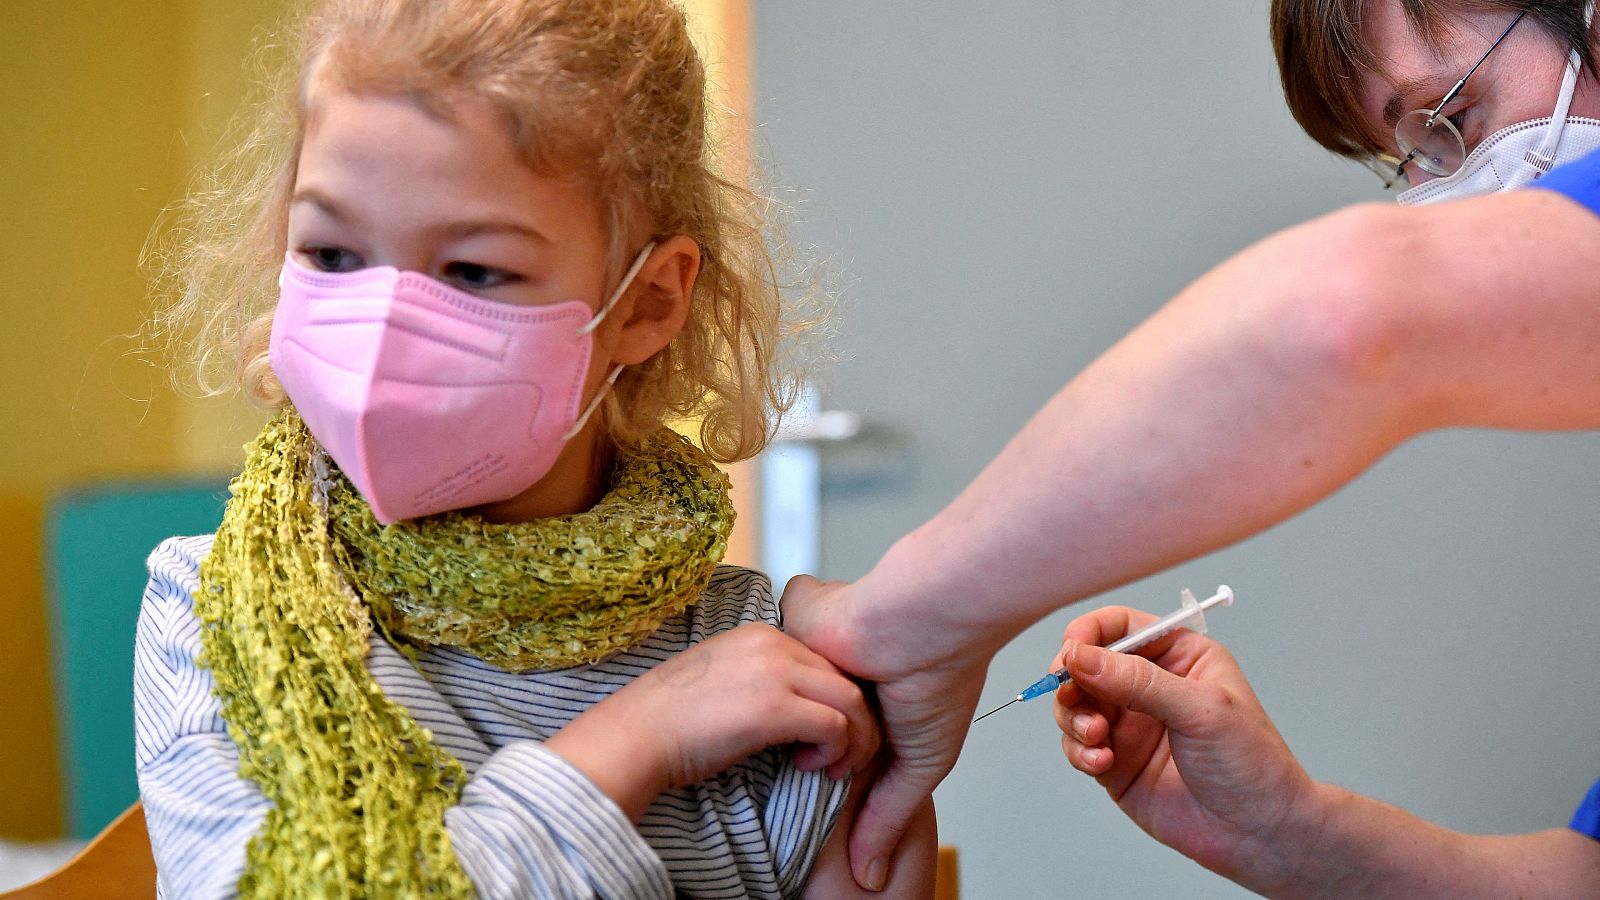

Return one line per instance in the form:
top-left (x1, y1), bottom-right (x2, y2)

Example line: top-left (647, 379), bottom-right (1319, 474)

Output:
top-left (754, 2), bottom-right (1600, 897)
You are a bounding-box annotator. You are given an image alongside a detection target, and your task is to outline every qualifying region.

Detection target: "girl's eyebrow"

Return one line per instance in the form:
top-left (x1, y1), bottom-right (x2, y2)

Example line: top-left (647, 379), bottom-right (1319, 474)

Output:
top-left (290, 187), bottom-right (549, 244)
top-left (430, 218), bottom-right (550, 244)
top-left (291, 187), bottom-right (354, 222)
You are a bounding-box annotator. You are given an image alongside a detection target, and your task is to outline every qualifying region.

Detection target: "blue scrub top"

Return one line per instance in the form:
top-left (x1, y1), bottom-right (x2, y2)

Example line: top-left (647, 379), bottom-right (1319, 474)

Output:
top-left (1533, 146), bottom-right (1600, 215)
top-left (1574, 778), bottom-right (1600, 839)
top-left (1525, 153), bottom-right (1600, 840)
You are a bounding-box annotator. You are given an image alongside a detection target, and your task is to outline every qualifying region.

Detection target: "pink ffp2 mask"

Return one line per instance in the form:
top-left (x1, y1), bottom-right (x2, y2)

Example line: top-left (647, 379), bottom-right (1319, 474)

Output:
top-left (268, 246), bottom-right (651, 523)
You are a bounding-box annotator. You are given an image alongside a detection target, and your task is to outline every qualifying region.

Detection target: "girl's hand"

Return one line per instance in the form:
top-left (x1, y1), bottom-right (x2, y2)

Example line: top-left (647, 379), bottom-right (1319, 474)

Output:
top-left (1052, 606), bottom-right (1322, 886)
top-left (546, 623), bottom-right (880, 820)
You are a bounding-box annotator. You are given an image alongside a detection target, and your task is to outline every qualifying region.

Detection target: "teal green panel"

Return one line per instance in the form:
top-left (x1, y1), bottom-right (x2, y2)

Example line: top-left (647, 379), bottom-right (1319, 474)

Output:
top-left (47, 479), bottom-right (229, 839)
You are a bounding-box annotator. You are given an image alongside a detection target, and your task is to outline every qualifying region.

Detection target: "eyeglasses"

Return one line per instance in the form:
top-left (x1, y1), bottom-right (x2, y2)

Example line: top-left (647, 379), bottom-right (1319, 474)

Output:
top-left (1377, 10), bottom-right (1526, 188)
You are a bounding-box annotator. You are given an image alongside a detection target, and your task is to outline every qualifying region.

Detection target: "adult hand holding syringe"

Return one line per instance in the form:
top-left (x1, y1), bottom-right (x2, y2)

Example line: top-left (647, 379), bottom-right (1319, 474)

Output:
top-left (973, 585), bottom-right (1235, 723)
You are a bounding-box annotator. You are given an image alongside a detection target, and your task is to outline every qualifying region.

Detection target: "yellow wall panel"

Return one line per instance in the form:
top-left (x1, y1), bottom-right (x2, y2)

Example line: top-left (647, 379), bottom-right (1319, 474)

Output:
top-left (0, 0), bottom-right (754, 839)
top-left (0, 0), bottom-right (286, 839)
top-left (0, 0), bottom-right (192, 839)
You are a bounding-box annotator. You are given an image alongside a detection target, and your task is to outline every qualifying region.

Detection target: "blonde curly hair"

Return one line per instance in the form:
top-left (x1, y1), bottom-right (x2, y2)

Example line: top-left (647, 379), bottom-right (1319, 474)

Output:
top-left (150, 0), bottom-right (817, 462)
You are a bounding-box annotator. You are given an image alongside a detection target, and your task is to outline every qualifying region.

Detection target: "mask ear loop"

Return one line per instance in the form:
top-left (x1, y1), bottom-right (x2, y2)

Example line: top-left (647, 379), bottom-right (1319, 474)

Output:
top-left (564, 241), bottom-right (658, 440)
top-left (1522, 0), bottom-right (1593, 180)
top-left (562, 365), bottom-right (626, 440)
top-left (578, 242), bottom-right (657, 337)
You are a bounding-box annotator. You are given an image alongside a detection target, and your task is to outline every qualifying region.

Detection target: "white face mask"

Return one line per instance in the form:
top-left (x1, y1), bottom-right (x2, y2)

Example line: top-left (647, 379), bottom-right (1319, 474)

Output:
top-left (1399, 8), bottom-right (1600, 205)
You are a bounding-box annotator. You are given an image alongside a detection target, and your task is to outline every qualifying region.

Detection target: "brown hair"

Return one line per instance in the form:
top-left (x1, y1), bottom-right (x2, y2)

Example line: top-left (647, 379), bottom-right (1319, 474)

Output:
top-left (149, 0), bottom-right (822, 462)
top-left (1271, 0), bottom-right (1597, 159)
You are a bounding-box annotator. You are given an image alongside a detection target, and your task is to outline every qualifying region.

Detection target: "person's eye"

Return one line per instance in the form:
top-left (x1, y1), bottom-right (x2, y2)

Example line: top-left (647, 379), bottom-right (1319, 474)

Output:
top-left (299, 245), bottom-right (364, 272)
top-left (1435, 96), bottom-right (1471, 129)
top-left (1446, 110), bottom-right (1475, 145)
top-left (441, 261), bottom-right (520, 291)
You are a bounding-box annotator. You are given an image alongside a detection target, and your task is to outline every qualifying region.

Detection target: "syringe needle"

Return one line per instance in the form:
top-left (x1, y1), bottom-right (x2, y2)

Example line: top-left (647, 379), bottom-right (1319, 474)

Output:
top-left (971, 586), bottom-right (1236, 725)
top-left (972, 697), bottom-right (1021, 724)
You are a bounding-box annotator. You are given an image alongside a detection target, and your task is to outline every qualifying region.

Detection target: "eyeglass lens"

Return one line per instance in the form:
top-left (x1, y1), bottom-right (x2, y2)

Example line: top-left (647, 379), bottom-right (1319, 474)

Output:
top-left (1383, 10), bottom-right (1525, 185)
top-left (1395, 109), bottom-right (1466, 176)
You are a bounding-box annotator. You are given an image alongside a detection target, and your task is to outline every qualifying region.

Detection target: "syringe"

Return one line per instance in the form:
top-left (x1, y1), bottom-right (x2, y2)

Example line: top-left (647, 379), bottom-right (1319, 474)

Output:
top-left (972, 585), bottom-right (1235, 724)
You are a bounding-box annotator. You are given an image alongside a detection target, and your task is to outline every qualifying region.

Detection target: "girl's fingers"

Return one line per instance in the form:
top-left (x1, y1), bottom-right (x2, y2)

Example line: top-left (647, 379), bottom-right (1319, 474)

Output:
top-left (719, 624), bottom-right (880, 778)
top-left (792, 744), bottom-right (828, 771)
top-left (786, 654), bottom-right (880, 775)
top-left (785, 702), bottom-right (853, 771)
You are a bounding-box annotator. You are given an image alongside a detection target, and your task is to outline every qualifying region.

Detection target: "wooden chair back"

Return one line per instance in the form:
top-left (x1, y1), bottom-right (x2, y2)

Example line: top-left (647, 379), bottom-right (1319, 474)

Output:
top-left (1, 804), bottom-right (155, 900)
top-left (935, 844), bottom-right (959, 900)
top-left (2, 803), bottom-right (957, 900)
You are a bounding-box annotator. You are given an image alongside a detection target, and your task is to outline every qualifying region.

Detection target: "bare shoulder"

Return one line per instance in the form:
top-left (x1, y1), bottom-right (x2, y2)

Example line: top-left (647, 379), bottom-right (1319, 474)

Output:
top-left (800, 777), bottom-right (937, 900)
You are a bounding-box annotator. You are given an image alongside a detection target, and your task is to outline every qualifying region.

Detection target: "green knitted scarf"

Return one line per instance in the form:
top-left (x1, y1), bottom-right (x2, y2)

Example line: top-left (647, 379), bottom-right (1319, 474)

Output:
top-left (195, 411), bottom-right (734, 897)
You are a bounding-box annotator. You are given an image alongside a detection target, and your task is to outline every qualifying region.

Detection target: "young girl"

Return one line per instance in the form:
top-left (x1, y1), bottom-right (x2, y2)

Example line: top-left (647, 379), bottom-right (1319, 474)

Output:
top-left (132, 0), bottom-right (934, 896)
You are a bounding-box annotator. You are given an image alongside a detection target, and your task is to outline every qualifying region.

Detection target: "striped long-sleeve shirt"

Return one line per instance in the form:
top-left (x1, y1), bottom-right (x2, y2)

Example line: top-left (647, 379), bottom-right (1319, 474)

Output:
top-left (134, 534), bottom-right (847, 899)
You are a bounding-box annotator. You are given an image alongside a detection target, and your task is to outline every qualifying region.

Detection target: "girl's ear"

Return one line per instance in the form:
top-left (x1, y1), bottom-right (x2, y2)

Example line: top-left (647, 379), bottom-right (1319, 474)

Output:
top-left (606, 234), bottom-right (700, 365)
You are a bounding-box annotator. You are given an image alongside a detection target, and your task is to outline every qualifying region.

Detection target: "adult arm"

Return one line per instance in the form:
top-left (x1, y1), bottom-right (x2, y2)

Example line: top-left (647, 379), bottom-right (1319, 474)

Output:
top-left (1286, 797), bottom-right (1600, 897)
top-left (1054, 606), bottom-right (1600, 898)
top-left (784, 188), bottom-right (1600, 886)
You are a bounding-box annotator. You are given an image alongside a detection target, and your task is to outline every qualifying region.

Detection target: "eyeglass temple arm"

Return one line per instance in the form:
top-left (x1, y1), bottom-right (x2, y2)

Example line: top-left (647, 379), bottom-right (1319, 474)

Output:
top-left (1427, 10), bottom-right (1526, 122)
top-left (1387, 149), bottom-right (1418, 187)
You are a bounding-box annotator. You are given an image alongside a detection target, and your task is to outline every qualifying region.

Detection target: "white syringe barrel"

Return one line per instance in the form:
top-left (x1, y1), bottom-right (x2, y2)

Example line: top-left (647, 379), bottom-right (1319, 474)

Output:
top-left (1012, 585), bottom-right (1236, 704)
top-left (1105, 585), bottom-right (1234, 655)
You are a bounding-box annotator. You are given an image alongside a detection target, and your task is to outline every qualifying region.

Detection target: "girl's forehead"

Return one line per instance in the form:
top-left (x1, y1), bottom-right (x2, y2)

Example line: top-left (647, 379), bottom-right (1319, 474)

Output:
top-left (293, 85), bottom-right (604, 243)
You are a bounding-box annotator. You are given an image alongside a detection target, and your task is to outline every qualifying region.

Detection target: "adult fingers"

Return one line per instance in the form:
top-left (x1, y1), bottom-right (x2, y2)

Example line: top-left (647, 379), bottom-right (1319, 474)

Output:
top-left (1059, 606), bottom-right (1193, 675)
top-left (1061, 732), bottom-right (1115, 777)
top-left (778, 575), bottom-right (848, 657)
top-left (1061, 605), bottom-right (1161, 649)
top-left (1053, 697), bottom-right (1110, 749)
top-left (1054, 607), bottom-right (1167, 707)
top-left (1056, 688), bottom-right (1115, 776)
top-left (1063, 641), bottom-right (1221, 735)
top-left (843, 666), bottom-right (981, 891)
top-left (846, 758), bottom-right (940, 892)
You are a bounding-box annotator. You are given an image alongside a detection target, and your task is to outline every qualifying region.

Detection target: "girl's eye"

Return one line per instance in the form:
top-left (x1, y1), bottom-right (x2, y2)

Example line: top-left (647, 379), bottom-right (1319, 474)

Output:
top-left (302, 245), bottom-right (364, 272)
top-left (442, 261), bottom-right (518, 291)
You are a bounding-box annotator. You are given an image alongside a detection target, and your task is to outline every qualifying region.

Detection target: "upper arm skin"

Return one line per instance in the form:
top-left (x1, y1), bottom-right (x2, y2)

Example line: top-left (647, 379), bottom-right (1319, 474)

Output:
top-left (1298, 784), bottom-right (1600, 899)
top-left (1331, 190), bottom-right (1600, 432)
top-left (1468, 828), bottom-right (1600, 897)
top-left (801, 780), bottom-right (936, 899)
